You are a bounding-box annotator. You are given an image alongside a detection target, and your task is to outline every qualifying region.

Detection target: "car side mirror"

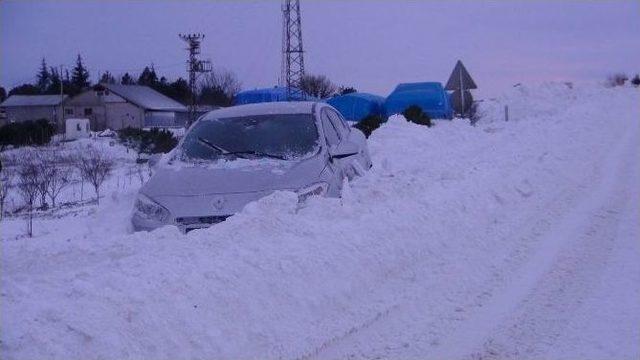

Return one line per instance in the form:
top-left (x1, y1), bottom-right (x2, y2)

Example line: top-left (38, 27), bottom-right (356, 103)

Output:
top-left (329, 141), bottom-right (359, 160)
top-left (148, 153), bottom-right (162, 168)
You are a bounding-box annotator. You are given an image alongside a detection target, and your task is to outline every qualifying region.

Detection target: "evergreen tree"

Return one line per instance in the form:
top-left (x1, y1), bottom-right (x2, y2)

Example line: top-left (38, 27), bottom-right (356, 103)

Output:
top-left (137, 66), bottom-right (158, 86)
top-left (121, 72), bottom-right (134, 85)
top-left (45, 67), bottom-right (62, 95)
top-left (0, 86), bottom-right (6, 102)
top-left (157, 78), bottom-right (191, 105)
top-left (70, 54), bottom-right (91, 90)
top-left (62, 69), bottom-right (78, 96)
top-left (338, 86), bottom-right (357, 95)
top-left (36, 58), bottom-right (51, 93)
top-left (99, 71), bottom-right (116, 84)
top-left (8, 84), bottom-right (40, 96)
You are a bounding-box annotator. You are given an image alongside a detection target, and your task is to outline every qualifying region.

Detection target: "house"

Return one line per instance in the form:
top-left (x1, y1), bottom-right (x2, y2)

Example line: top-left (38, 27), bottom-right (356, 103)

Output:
top-left (0, 95), bottom-right (67, 126)
top-left (384, 82), bottom-right (453, 119)
top-left (63, 83), bottom-right (188, 131)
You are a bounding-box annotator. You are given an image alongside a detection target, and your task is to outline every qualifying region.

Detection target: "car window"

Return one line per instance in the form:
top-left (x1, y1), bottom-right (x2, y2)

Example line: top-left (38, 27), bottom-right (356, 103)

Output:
top-left (182, 113), bottom-right (320, 161)
top-left (321, 111), bottom-right (340, 147)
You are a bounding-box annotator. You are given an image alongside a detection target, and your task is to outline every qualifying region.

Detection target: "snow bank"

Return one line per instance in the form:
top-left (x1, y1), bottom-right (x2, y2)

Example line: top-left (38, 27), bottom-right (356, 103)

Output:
top-left (476, 81), bottom-right (626, 123)
top-left (2, 84), bottom-right (639, 359)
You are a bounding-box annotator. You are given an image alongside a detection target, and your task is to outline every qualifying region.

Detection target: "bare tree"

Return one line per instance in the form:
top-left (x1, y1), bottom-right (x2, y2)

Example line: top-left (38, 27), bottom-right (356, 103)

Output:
top-left (0, 167), bottom-right (15, 220)
top-left (17, 157), bottom-right (41, 237)
top-left (45, 151), bottom-right (73, 207)
top-left (34, 153), bottom-right (52, 209)
top-left (300, 74), bottom-right (337, 99)
top-left (198, 69), bottom-right (242, 106)
top-left (75, 148), bottom-right (114, 205)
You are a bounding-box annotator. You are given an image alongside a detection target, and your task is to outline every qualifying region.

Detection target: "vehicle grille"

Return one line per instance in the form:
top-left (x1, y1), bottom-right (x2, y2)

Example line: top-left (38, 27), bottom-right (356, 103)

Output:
top-left (175, 215), bottom-right (230, 226)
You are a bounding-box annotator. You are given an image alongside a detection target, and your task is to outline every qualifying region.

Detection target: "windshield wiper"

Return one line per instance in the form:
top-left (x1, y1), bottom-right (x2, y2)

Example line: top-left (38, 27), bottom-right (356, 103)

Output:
top-left (197, 137), bottom-right (229, 154)
top-left (197, 137), bottom-right (286, 160)
top-left (224, 150), bottom-right (287, 160)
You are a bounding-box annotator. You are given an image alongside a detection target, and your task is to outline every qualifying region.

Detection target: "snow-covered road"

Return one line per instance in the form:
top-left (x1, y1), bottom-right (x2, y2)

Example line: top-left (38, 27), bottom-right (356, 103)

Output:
top-left (317, 89), bottom-right (640, 359)
top-left (2, 84), bottom-right (639, 359)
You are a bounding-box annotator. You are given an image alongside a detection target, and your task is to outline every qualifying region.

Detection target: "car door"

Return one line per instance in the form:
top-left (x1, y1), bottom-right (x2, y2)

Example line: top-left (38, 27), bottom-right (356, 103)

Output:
top-left (325, 107), bottom-right (371, 175)
top-left (322, 108), bottom-right (363, 181)
top-left (320, 108), bottom-right (351, 184)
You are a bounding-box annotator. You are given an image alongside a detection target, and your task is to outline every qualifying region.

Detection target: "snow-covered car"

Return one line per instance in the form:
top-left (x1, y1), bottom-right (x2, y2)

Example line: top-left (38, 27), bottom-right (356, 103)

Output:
top-left (131, 101), bottom-right (371, 232)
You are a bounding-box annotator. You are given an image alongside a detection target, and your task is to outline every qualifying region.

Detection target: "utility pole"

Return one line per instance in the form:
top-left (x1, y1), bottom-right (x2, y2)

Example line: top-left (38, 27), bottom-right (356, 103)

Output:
top-left (179, 33), bottom-right (212, 127)
top-left (59, 65), bottom-right (65, 131)
top-left (281, 0), bottom-right (306, 101)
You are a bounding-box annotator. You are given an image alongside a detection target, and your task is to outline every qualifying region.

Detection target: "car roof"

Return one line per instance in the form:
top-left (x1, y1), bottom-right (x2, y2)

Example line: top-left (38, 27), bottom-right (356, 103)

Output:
top-left (201, 101), bottom-right (320, 120)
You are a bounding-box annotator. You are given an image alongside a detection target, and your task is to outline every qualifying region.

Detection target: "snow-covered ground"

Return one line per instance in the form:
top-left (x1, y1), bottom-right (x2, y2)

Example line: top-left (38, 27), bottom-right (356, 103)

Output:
top-left (1, 83), bottom-right (639, 359)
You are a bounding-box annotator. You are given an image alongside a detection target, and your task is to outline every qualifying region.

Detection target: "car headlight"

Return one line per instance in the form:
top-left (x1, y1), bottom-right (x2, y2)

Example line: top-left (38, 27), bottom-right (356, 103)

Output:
top-left (134, 193), bottom-right (170, 222)
top-left (297, 182), bottom-right (328, 203)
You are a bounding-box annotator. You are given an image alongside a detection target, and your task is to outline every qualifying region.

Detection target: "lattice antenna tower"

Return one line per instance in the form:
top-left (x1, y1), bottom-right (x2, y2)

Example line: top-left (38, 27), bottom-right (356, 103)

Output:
top-left (281, 0), bottom-right (306, 100)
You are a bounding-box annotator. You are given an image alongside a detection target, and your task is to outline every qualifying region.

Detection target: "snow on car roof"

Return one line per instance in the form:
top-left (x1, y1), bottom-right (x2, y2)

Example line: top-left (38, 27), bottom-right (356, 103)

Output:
top-left (201, 101), bottom-right (319, 120)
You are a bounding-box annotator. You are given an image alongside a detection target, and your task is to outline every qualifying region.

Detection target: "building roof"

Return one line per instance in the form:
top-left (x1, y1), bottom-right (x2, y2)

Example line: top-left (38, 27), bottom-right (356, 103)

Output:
top-left (201, 101), bottom-right (318, 120)
top-left (0, 95), bottom-right (67, 107)
top-left (101, 83), bottom-right (187, 112)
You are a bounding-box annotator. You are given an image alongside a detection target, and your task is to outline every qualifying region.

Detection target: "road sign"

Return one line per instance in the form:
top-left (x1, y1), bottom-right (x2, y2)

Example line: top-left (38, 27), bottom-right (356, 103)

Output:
top-left (445, 60), bottom-right (477, 90)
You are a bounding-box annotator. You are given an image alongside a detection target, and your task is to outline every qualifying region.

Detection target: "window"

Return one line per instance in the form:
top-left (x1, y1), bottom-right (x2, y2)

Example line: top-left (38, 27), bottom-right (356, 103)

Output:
top-left (321, 111), bottom-right (340, 146)
top-left (182, 114), bottom-right (320, 161)
top-left (84, 108), bottom-right (93, 116)
top-left (65, 108), bottom-right (73, 115)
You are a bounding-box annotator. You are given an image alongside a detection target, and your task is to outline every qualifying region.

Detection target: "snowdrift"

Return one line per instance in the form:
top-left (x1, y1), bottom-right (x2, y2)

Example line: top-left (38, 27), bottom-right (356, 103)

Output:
top-left (2, 83), bottom-right (639, 359)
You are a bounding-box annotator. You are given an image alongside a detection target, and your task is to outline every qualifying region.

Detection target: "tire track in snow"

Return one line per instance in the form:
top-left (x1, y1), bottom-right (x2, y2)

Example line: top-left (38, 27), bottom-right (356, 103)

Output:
top-left (310, 95), bottom-right (638, 360)
top-left (436, 117), bottom-right (639, 360)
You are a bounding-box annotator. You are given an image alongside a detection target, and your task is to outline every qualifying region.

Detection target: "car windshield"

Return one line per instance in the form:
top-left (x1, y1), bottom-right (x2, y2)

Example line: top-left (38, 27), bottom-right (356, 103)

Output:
top-left (181, 113), bottom-right (320, 161)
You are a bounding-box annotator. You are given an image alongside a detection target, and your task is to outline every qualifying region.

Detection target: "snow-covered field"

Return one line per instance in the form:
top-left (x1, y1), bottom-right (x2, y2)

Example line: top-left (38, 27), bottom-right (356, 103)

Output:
top-left (1, 83), bottom-right (639, 359)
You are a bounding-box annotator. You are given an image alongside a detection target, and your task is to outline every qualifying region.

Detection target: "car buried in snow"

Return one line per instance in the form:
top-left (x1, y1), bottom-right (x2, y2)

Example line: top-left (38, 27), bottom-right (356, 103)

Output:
top-left (131, 101), bottom-right (372, 232)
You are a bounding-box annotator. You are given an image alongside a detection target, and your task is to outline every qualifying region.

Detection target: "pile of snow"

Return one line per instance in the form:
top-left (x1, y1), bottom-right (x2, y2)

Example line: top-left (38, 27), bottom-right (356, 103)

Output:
top-left (1, 83), bottom-right (639, 359)
top-left (476, 82), bottom-right (620, 123)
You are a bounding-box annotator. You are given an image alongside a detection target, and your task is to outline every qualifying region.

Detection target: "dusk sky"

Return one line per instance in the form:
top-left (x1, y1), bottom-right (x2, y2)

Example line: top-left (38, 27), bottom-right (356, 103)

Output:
top-left (1, 0), bottom-right (639, 97)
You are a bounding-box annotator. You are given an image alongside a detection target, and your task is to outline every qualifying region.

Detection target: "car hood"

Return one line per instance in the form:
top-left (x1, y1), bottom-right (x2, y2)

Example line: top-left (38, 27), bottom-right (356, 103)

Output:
top-left (141, 155), bottom-right (326, 197)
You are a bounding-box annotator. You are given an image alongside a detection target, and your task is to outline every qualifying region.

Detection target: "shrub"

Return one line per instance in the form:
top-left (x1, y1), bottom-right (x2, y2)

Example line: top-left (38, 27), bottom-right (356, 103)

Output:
top-left (631, 74), bottom-right (640, 87)
top-left (74, 148), bottom-right (114, 205)
top-left (0, 119), bottom-right (56, 149)
top-left (118, 127), bottom-right (178, 155)
top-left (606, 73), bottom-right (628, 87)
top-left (353, 115), bottom-right (385, 138)
top-left (403, 105), bottom-right (432, 127)
top-left (16, 155), bottom-right (41, 237)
